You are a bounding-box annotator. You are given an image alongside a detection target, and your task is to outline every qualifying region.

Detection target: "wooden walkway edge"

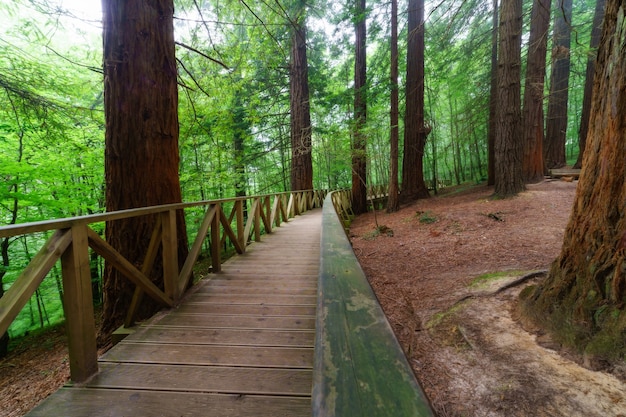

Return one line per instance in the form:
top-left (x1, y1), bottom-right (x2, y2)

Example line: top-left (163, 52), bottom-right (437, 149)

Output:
top-left (26, 210), bottom-right (322, 417)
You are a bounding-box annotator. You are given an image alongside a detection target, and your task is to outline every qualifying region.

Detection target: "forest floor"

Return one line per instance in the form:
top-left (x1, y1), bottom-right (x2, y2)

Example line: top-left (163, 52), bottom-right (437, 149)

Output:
top-left (350, 180), bottom-right (626, 417)
top-left (2, 180), bottom-right (626, 416)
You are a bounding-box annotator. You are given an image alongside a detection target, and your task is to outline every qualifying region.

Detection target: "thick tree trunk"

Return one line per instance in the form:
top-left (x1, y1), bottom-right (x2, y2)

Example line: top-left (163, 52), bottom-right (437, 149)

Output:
top-left (351, 0), bottom-right (368, 215)
top-left (102, 0), bottom-right (188, 340)
top-left (544, 0), bottom-right (573, 169)
top-left (521, 0), bottom-right (626, 363)
top-left (573, 0), bottom-right (606, 169)
top-left (401, 0), bottom-right (430, 202)
top-left (487, 0), bottom-right (498, 186)
top-left (387, 0), bottom-right (400, 213)
top-left (289, 12), bottom-right (313, 192)
top-left (521, 0), bottom-right (551, 183)
top-left (494, 0), bottom-right (525, 197)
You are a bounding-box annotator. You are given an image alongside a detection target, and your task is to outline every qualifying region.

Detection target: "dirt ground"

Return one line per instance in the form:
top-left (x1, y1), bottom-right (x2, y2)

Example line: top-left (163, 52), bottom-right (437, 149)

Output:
top-left (350, 180), bottom-right (626, 417)
top-left (2, 180), bottom-right (626, 416)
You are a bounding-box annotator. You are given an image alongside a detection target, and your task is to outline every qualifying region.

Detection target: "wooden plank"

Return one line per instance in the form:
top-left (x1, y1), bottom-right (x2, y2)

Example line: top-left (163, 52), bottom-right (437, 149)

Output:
top-left (313, 194), bottom-right (433, 417)
top-left (26, 389), bottom-right (311, 417)
top-left (124, 326), bottom-right (314, 347)
top-left (177, 204), bottom-right (217, 295)
top-left (0, 229), bottom-right (71, 336)
top-left (205, 279), bottom-right (317, 288)
top-left (174, 303), bottom-right (315, 316)
top-left (90, 363), bottom-right (312, 396)
top-left (60, 225), bottom-right (98, 383)
top-left (195, 285), bottom-right (316, 296)
top-left (100, 342), bottom-right (313, 369)
top-left (87, 229), bottom-right (173, 307)
top-left (160, 210), bottom-right (178, 299)
top-left (184, 293), bottom-right (316, 306)
top-left (148, 314), bottom-right (315, 330)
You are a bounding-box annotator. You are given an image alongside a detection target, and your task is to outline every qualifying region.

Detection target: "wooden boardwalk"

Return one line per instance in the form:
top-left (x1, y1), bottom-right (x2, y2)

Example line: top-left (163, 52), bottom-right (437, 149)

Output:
top-left (27, 210), bottom-right (322, 417)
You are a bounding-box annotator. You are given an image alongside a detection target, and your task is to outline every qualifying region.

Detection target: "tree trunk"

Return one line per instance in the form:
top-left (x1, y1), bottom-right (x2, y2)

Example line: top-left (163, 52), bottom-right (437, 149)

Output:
top-left (544, 0), bottom-right (573, 169)
top-left (289, 8), bottom-right (313, 192)
top-left (521, 0), bottom-right (551, 183)
top-left (102, 0), bottom-right (188, 340)
top-left (573, 0), bottom-right (606, 169)
top-left (494, 0), bottom-right (525, 197)
top-left (352, 0), bottom-right (368, 215)
top-left (521, 0), bottom-right (626, 363)
top-left (487, 0), bottom-right (499, 186)
top-left (387, 0), bottom-right (400, 213)
top-left (401, 0), bottom-right (430, 202)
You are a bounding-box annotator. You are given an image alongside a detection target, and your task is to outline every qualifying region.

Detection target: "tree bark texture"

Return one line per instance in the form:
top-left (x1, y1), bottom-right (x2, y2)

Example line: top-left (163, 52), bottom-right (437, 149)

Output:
top-left (102, 0), bottom-right (188, 338)
top-left (544, 0), bottom-right (573, 169)
top-left (387, 0), bottom-right (400, 213)
top-left (351, 0), bottom-right (368, 215)
top-left (487, 0), bottom-right (499, 186)
top-left (289, 13), bottom-right (313, 192)
top-left (573, 0), bottom-right (606, 169)
top-left (521, 0), bottom-right (551, 183)
top-left (522, 0), bottom-right (626, 361)
top-left (401, 0), bottom-right (430, 202)
top-left (494, 0), bottom-right (525, 197)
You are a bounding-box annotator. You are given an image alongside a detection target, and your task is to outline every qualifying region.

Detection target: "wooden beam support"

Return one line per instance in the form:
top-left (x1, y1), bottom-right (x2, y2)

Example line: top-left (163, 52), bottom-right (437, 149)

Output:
top-left (0, 230), bottom-right (71, 337)
top-left (61, 225), bottom-right (98, 383)
top-left (210, 204), bottom-right (221, 272)
top-left (177, 205), bottom-right (217, 295)
top-left (87, 229), bottom-right (173, 308)
top-left (160, 210), bottom-right (178, 300)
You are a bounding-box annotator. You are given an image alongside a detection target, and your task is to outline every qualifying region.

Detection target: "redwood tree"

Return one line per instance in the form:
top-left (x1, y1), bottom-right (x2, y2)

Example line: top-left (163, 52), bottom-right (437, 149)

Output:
top-left (401, 0), bottom-right (430, 202)
top-left (522, 0), bottom-right (626, 362)
top-left (289, 2), bottom-right (313, 192)
top-left (387, 0), bottom-right (400, 213)
top-left (573, 0), bottom-right (606, 169)
top-left (487, 0), bottom-right (498, 186)
top-left (351, 0), bottom-right (368, 215)
top-left (544, 0), bottom-right (573, 169)
top-left (521, 0), bottom-right (551, 183)
top-left (102, 0), bottom-right (188, 338)
top-left (494, 0), bottom-right (525, 197)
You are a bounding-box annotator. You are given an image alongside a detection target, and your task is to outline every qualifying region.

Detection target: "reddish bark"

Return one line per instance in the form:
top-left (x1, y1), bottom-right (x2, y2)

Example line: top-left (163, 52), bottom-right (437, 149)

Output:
top-left (352, 0), bottom-right (368, 215)
top-left (289, 11), bottom-right (313, 192)
top-left (102, 0), bottom-right (188, 339)
top-left (401, 0), bottom-right (430, 202)
top-left (522, 0), bottom-right (626, 362)
top-left (544, 0), bottom-right (573, 169)
top-left (387, 0), bottom-right (400, 213)
top-left (494, 0), bottom-right (525, 197)
top-left (521, 0), bottom-right (551, 183)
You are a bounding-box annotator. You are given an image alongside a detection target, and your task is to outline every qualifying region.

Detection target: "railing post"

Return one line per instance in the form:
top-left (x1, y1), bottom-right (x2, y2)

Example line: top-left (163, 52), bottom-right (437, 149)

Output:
top-left (211, 204), bottom-right (222, 272)
top-left (254, 198), bottom-right (261, 242)
top-left (61, 224), bottom-right (98, 383)
top-left (236, 200), bottom-right (245, 252)
top-left (160, 210), bottom-right (178, 300)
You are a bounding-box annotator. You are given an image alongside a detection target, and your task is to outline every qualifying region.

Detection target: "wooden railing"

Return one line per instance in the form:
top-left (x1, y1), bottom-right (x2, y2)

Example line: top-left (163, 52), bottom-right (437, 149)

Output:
top-left (313, 190), bottom-right (434, 416)
top-left (0, 189), bottom-right (325, 383)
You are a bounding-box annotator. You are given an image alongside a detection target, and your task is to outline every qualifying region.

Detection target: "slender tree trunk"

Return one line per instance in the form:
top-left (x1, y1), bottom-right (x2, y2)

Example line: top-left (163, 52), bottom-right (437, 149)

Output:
top-left (401, 0), bottom-right (430, 202)
top-left (387, 0), bottom-right (400, 213)
top-left (573, 0), bottom-right (606, 169)
top-left (289, 7), bottom-right (313, 191)
top-left (544, 0), bottom-right (573, 169)
top-left (522, 0), bottom-right (551, 183)
top-left (102, 0), bottom-right (188, 340)
top-left (487, 0), bottom-right (499, 186)
top-left (352, 0), bottom-right (368, 214)
top-left (521, 0), bottom-right (626, 363)
top-left (494, 0), bottom-right (525, 197)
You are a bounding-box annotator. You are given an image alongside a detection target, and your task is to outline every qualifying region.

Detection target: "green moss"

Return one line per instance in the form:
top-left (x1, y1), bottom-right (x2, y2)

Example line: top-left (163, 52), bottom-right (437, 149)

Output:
top-left (469, 270), bottom-right (526, 288)
top-left (417, 211), bottom-right (438, 224)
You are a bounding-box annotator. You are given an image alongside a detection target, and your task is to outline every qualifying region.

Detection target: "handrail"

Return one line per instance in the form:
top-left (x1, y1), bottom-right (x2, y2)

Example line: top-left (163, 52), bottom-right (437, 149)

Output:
top-left (313, 191), bottom-right (434, 416)
top-left (0, 189), bottom-right (326, 383)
